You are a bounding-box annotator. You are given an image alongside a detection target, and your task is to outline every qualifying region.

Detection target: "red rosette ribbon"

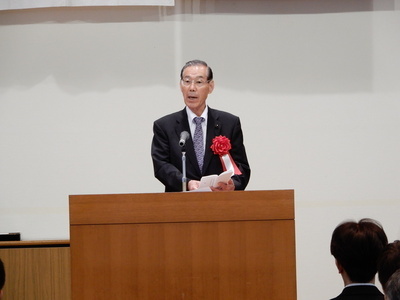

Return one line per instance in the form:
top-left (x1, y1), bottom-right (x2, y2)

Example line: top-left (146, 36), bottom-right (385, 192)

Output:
top-left (210, 135), bottom-right (242, 175)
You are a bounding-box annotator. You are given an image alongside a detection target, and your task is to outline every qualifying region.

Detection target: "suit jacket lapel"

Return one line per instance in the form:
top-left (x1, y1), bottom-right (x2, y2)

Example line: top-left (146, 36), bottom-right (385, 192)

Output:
top-left (202, 107), bottom-right (221, 173)
top-left (176, 108), bottom-right (202, 176)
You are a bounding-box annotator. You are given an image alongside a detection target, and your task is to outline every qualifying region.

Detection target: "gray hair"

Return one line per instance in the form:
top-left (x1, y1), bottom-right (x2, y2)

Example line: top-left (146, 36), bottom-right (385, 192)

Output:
top-left (180, 59), bottom-right (213, 81)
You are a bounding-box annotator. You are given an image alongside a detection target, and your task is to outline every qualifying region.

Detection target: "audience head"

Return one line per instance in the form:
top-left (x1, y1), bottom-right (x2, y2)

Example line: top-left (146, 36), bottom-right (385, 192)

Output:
top-left (378, 240), bottom-right (400, 291)
top-left (385, 268), bottom-right (400, 300)
top-left (0, 258), bottom-right (5, 298)
top-left (330, 218), bottom-right (388, 283)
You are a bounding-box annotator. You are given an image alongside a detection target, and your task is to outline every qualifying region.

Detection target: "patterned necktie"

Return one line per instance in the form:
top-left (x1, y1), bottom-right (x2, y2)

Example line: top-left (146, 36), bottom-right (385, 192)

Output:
top-left (193, 117), bottom-right (205, 171)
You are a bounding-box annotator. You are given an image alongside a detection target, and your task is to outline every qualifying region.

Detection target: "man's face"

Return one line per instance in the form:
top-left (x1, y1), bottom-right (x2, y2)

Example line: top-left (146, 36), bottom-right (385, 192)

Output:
top-left (180, 65), bottom-right (214, 116)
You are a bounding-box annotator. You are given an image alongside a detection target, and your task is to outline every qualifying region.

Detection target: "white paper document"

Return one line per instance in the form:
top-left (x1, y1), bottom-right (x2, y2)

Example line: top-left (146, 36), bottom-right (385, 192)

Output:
top-left (198, 170), bottom-right (234, 189)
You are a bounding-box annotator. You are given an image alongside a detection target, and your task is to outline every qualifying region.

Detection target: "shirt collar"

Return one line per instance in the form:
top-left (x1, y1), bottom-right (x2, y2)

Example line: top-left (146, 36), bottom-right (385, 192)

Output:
top-left (186, 106), bottom-right (208, 122)
top-left (345, 283), bottom-right (376, 288)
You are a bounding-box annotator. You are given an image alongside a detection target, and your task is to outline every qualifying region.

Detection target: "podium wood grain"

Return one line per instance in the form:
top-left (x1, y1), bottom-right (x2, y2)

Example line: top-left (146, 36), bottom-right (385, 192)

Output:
top-left (69, 190), bottom-right (296, 300)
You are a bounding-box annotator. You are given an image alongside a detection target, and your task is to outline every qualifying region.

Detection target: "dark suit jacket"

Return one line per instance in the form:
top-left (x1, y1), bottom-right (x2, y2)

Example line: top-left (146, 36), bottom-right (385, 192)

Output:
top-left (330, 285), bottom-right (384, 300)
top-left (151, 106), bottom-right (251, 192)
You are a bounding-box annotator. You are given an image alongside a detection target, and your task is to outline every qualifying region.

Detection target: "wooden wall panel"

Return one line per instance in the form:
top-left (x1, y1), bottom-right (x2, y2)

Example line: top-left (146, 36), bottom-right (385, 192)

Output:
top-left (0, 241), bottom-right (70, 300)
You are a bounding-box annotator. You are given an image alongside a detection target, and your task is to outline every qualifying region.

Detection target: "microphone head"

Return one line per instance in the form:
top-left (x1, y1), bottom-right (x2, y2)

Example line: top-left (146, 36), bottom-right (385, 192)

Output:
top-left (179, 131), bottom-right (190, 147)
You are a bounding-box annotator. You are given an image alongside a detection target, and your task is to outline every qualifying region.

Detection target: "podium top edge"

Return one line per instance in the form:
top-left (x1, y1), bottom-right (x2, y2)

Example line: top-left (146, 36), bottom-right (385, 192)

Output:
top-left (69, 190), bottom-right (294, 225)
top-left (69, 189), bottom-right (294, 198)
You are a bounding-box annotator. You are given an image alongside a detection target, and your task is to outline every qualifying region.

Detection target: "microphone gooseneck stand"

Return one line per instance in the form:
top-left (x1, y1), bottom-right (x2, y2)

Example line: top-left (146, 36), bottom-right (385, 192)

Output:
top-left (179, 131), bottom-right (189, 192)
top-left (181, 150), bottom-right (187, 192)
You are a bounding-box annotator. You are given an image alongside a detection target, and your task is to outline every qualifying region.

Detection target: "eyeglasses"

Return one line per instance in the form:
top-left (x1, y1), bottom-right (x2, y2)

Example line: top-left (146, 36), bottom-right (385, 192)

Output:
top-left (181, 77), bottom-right (211, 88)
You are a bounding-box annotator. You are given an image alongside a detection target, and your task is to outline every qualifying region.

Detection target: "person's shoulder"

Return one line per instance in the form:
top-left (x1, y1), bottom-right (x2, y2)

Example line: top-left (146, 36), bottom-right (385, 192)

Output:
top-left (208, 107), bottom-right (240, 120)
top-left (329, 287), bottom-right (348, 300)
top-left (332, 285), bottom-right (384, 300)
top-left (154, 109), bottom-right (185, 124)
top-left (329, 290), bottom-right (344, 300)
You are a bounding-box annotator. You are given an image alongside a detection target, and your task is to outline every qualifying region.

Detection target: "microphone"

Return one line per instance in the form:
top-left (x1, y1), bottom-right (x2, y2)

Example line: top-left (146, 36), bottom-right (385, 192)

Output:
top-left (179, 131), bottom-right (190, 147)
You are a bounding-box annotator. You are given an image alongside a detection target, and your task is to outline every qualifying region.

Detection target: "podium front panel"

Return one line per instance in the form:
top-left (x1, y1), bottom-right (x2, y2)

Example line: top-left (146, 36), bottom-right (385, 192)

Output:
top-left (69, 190), bottom-right (296, 300)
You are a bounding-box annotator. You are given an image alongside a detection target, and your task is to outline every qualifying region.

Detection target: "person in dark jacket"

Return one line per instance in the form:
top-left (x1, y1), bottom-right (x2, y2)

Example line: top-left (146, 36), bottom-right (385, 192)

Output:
top-left (330, 218), bottom-right (388, 300)
top-left (151, 60), bottom-right (250, 192)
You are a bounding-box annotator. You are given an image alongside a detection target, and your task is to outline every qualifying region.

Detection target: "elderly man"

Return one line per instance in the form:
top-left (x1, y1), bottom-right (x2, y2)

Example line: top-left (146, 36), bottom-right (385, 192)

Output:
top-left (151, 60), bottom-right (250, 192)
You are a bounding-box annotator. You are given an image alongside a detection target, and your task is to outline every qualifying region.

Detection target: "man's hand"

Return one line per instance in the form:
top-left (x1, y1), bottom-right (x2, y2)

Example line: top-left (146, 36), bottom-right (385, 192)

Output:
top-left (210, 179), bottom-right (235, 192)
top-left (188, 180), bottom-right (201, 191)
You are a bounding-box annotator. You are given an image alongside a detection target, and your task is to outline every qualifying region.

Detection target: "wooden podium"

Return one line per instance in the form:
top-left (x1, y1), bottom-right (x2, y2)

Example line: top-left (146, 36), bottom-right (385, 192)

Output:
top-left (69, 190), bottom-right (296, 300)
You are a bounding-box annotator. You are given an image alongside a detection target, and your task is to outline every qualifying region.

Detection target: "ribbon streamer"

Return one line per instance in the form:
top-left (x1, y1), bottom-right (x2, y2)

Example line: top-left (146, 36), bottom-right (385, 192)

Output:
top-left (220, 153), bottom-right (242, 175)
